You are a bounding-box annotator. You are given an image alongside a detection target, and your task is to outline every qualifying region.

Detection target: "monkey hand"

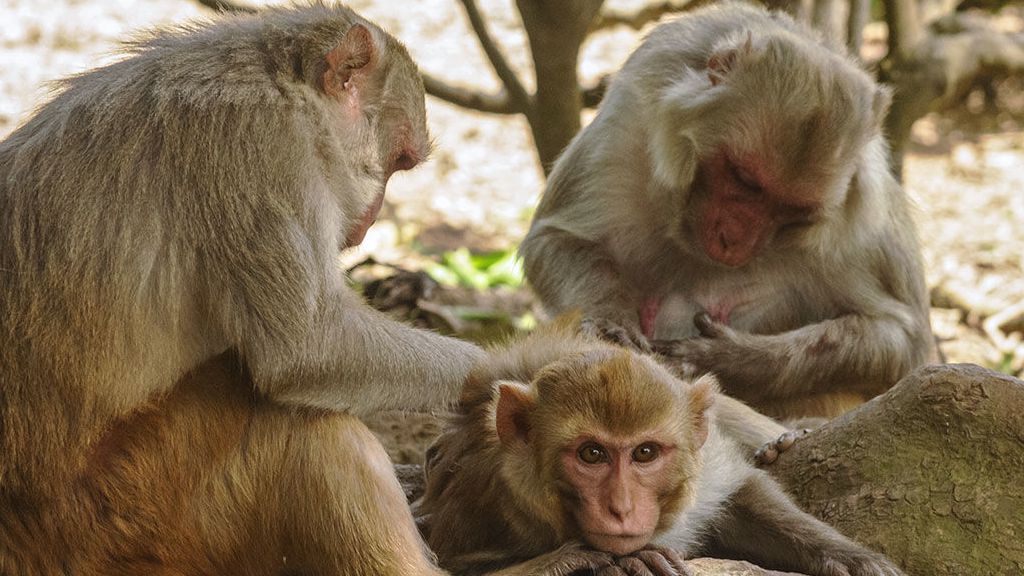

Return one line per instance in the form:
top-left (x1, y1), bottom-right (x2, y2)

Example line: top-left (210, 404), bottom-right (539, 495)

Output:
top-left (540, 542), bottom-right (616, 576)
top-left (754, 427), bottom-right (812, 466)
top-left (603, 546), bottom-right (691, 576)
top-left (652, 313), bottom-right (773, 399)
top-left (581, 311), bottom-right (652, 352)
top-left (819, 548), bottom-right (907, 576)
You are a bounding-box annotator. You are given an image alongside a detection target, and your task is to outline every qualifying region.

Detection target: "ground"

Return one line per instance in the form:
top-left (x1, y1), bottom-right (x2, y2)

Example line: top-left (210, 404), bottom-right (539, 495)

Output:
top-left (1, 0), bottom-right (1021, 463)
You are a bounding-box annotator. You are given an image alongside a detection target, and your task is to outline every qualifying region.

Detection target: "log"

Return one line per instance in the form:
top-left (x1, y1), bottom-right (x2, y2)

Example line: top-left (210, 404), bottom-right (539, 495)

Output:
top-left (771, 363), bottom-right (1024, 575)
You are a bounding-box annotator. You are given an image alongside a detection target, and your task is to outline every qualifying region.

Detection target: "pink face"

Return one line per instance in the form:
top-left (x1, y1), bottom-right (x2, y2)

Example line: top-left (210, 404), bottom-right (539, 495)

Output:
top-left (342, 139), bottom-right (423, 249)
top-left (562, 434), bottom-right (678, 555)
top-left (698, 149), bottom-right (818, 267)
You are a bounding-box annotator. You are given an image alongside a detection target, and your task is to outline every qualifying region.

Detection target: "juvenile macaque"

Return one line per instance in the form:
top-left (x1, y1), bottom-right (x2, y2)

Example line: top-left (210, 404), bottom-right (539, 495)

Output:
top-left (0, 5), bottom-right (479, 573)
top-left (416, 319), bottom-right (904, 575)
top-left (519, 2), bottom-right (933, 419)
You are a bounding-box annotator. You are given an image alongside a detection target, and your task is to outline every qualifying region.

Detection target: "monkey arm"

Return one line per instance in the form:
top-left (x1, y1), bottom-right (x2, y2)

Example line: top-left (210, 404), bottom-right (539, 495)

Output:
top-left (521, 225), bottom-right (634, 320)
top-left (472, 543), bottom-right (615, 576)
top-left (243, 285), bottom-right (485, 415)
top-left (521, 225), bottom-right (651, 349)
top-left (709, 394), bottom-right (787, 455)
top-left (705, 472), bottom-right (904, 576)
top-left (656, 311), bottom-right (926, 409)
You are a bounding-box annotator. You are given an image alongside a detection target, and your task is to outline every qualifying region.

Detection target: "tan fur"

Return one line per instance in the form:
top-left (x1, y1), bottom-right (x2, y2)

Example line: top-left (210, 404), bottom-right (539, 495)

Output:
top-left (1, 354), bottom-right (444, 575)
top-left (519, 1), bottom-right (934, 420)
top-left (0, 4), bottom-right (478, 573)
top-left (417, 322), bottom-right (904, 575)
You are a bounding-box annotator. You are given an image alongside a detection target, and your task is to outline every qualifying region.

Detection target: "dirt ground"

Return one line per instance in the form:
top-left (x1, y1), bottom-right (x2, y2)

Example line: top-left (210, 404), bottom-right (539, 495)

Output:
top-left (1, 0), bottom-right (1021, 463)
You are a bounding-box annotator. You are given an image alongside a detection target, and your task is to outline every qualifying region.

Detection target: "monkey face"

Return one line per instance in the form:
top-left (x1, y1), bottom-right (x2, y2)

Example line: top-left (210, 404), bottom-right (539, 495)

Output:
top-left (325, 25), bottom-right (430, 250)
top-left (693, 150), bottom-right (819, 268)
top-left (560, 434), bottom-right (677, 555)
top-left (493, 350), bottom-right (711, 555)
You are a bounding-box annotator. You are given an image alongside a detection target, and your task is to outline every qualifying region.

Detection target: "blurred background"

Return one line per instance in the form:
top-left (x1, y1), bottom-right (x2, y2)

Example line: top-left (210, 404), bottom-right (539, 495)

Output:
top-left (0, 0), bottom-right (1021, 393)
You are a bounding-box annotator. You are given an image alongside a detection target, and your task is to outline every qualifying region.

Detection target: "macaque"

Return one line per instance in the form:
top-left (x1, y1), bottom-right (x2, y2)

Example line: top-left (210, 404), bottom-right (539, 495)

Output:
top-left (416, 319), bottom-right (904, 575)
top-left (0, 5), bottom-right (480, 573)
top-left (519, 1), bottom-right (933, 420)
top-left (2, 353), bottom-right (445, 575)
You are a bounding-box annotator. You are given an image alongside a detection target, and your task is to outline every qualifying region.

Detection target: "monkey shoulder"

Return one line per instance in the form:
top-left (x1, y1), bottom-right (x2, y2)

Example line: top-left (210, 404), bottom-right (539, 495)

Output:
top-left (654, 424), bottom-right (754, 553)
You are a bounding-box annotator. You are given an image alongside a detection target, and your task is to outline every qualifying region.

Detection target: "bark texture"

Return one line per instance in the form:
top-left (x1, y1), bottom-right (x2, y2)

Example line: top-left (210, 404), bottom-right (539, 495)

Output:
top-left (770, 363), bottom-right (1024, 576)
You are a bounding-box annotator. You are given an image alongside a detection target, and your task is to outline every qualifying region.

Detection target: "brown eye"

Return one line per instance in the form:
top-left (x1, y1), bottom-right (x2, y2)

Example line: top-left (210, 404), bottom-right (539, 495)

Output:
top-left (577, 442), bottom-right (607, 465)
top-left (632, 443), bottom-right (661, 463)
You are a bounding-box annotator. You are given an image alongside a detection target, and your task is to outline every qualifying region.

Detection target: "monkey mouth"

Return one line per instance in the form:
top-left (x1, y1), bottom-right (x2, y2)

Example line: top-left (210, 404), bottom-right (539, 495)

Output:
top-left (342, 192), bottom-right (385, 249)
top-left (583, 531), bottom-right (653, 556)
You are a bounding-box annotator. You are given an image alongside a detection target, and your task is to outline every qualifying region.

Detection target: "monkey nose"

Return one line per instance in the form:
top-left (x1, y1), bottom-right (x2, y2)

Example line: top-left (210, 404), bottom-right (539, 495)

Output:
top-left (608, 495), bottom-right (634, 521)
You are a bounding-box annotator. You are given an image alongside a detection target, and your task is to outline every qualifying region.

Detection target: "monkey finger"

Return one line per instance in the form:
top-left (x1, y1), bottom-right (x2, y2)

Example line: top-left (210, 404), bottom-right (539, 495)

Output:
top-left (616, 556), bottom-right (656, 576)
top-left (692, 312), bottom-right (731, 339)
top-left (776, 428), bottom-right (811, 451)
top-left (755, 427), bottom-right (811, 466)
top-left (582, 317), bottom-right (651, 352)
top-left (650, 338), bottom-right (711, 362)
top-left (649, 546), bottom-right (690, 574)
top-left (754, 444), bottom-right (780, 466)
top-left (556, 544), bottom-right (616, 574)
top-left (633, 547), bottom-right (687, 576)
top-left (595, 566), bottom-right (628, 576)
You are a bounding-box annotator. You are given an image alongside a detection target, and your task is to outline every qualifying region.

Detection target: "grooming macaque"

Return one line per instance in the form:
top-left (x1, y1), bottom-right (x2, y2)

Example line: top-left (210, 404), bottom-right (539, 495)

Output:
top-left (416, 320), bottom-right (904, 576)
top-left (1, 5), bottom-right (479, 573)
top-left (519, 2), bottom-right (933, 419)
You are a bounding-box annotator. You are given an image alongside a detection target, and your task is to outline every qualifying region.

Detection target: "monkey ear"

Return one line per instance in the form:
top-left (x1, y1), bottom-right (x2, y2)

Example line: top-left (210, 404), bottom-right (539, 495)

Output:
top-left (707, 31), bottom-right (754, 86)
top-left (495, 380), bottom-right (536, 447)
top-left (322, 24), bottom-right (376, 98)
top-left (871, 85), bottom-right (892, 127)
top-left (687, 374), bottom-right (718, 448)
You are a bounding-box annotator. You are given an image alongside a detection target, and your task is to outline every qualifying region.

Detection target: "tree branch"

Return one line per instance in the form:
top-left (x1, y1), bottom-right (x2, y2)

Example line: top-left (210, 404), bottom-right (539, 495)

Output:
top-left (421, 73), bottom-right (517, 114)
top-left (193, 0), bottom-right (257, 14)
top-left (457, 0), bottom-right (533, 115)
top-left (882, 10), bottom-right (1024, 175)
top-left (591, 0), bottom-right (703, 32)
top-left (882, 0), bottom-right (923, 61)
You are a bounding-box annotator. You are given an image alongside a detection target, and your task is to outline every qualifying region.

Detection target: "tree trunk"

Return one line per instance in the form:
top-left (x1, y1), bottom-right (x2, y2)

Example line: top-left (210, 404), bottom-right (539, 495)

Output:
top-left (770, 364), bottom-right (1024, 575)
top-left (516, 0), bottom-right (604, 174)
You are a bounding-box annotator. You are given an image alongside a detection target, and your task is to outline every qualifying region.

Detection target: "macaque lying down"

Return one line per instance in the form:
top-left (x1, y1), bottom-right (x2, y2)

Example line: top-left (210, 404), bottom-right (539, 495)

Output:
top-left (415, 319), bottom-right (904, 576)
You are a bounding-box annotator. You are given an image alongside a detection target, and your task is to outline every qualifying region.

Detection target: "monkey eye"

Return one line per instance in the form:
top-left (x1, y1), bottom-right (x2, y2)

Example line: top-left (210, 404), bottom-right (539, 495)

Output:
top-left (577, 442), bottom-right (608, 465)
top-left (727, 161), bottom-right (762, 196)
top-left (632, 443), bottom-right (661, 464)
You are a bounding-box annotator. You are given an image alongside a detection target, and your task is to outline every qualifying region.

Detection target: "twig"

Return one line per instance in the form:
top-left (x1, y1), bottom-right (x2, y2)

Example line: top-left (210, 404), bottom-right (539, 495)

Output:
top-left (193, 0), bottom-right (257, 14)
top-left (591, 0), bottom-right (699, 32)
top-left (422, 73), bottom-right (517, 114)
top-left (983, 300), bottom-right (1024, 353)
top-left (456, 0), bottom-right (533, 114)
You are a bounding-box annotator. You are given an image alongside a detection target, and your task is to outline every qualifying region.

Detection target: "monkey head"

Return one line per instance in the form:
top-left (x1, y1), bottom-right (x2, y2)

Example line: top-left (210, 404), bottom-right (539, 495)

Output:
top-left (316, 18), bottom-right (430, 249)
top-left (492, 349), bottom-right (714, 555)
top-left (650, 25), bottom-right (890, 267)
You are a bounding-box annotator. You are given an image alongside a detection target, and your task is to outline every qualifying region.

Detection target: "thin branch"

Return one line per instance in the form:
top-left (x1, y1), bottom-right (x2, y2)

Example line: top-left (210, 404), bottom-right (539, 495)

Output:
top-left (422, 73), bottom-right (517, 114)
top-left (847, 0), bottom-right (870, 57)
top-left (591, 0), bottom-right (699, 32)
top-left (882, 0), bottom-right (923, 62)
top-left (423, 72), bottom-right (610, 114)
top-left (456, 0), bottom-right (533, 114)
top-left (193, 0), bottom-right (257, 13)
